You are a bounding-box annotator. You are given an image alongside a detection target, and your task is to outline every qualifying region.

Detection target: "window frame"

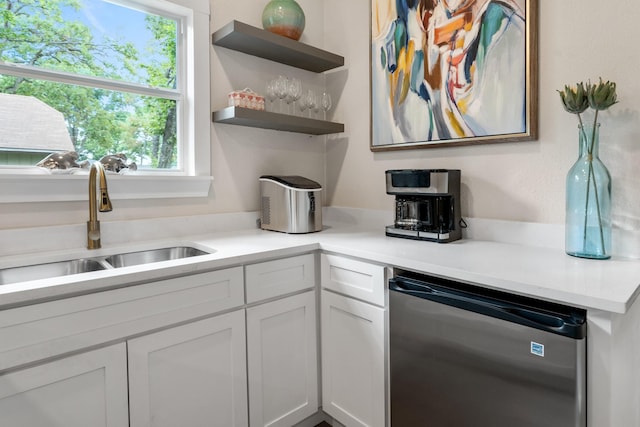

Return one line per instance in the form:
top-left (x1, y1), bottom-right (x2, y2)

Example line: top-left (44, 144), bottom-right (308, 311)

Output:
top-left (0, 0), bottom-right (211, 203)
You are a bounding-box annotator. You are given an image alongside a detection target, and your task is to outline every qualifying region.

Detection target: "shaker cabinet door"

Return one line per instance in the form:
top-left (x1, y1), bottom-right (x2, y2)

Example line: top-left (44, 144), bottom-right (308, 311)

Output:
top-left (247, 290), bottom-right (319, 427)
top-left (321, 290), bottom-right (386, 427)
top-left (0, 343), bottom-right (129, 427)
top-left (128, 310), bottom-right (248, 427)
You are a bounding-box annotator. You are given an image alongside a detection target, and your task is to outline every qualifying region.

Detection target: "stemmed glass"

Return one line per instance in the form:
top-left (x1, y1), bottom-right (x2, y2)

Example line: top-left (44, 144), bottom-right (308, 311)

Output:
top-left (312, 92), bottom-right (321, 119)
top-left (298, 94), bottom-right (309, 116)
top-left (304, 90), bottom-right (317, 119)
top-left (274, 75), bottom-right (288, 113)
top-left (321, 92), bottom-right (332, 120)
top-left (287, 78), bottom-right (302, 116)
top-left (265, 80), bottom-right (277, 112)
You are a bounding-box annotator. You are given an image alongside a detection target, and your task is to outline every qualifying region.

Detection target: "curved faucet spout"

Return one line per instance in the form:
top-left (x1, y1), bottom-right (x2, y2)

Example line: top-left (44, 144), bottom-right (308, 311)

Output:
top-left (87, 162), bottom-right (113, 249)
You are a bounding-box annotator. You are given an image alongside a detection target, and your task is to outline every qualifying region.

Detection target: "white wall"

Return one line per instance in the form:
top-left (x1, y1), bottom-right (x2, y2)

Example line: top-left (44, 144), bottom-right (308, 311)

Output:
top-left (325, 0), bottom-right (640, 233)
top-left (207, 0), bottom-right (327, 213)
top-left (2, 0), bottom-right (639, 241)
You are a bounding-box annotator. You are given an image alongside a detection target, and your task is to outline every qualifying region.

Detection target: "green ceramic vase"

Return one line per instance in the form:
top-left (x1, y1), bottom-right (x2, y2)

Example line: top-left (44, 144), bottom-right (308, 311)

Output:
top-left (262, 0), bottom-right (305, 41)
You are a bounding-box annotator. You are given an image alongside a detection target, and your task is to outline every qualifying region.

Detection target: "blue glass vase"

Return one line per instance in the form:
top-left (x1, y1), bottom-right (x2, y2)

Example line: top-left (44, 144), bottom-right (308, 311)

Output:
top-left (565, 123), bottom-right (612, 259)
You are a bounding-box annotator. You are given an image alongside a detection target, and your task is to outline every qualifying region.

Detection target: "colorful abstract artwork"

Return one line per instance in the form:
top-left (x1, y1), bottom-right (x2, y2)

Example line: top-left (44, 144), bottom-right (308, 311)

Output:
top-left (371, 0), bottom-right (537, 150)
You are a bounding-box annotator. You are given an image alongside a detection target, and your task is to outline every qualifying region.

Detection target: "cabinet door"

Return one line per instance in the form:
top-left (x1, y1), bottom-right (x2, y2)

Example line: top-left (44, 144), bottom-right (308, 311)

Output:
top-left (321, 290), bottom-right (386, 427)
top-left (128, 310), bottom-right (248, 427)
top-left (247, 290), bottom-right (318, 427)
top-left (0, 343), bottom-right (128, 427)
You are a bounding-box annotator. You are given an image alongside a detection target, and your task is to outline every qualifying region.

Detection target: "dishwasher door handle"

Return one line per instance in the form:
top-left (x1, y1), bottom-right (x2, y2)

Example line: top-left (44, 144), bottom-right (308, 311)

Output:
top-left (389, 277), bottom-right (586, 339)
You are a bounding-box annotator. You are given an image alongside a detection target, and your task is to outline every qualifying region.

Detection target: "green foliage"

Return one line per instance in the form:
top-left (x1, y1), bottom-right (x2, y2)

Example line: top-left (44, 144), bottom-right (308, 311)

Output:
top-left (140, 13), bottom-right (178, 168)
top-left (0, 0), bottom-right (178, 168)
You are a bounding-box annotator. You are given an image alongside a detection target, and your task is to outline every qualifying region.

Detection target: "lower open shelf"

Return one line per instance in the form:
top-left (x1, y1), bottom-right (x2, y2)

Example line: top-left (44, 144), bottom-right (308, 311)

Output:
top-left (212, 107), bottom-right (344, 135)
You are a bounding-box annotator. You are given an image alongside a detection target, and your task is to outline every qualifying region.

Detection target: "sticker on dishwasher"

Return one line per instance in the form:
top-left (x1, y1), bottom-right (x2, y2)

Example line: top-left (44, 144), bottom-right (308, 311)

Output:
top-left (531, 342), bottom-right (545, 357)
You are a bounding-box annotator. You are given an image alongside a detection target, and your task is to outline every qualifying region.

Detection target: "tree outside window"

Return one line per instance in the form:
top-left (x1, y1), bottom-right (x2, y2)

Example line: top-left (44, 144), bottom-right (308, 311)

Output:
top-left (0, 0), bottom-right (182, 170)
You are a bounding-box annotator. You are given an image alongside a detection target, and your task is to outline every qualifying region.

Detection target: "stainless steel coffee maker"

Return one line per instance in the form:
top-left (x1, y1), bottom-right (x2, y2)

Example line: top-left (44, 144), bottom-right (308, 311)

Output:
top-left (385, 169), bottom-right (462, 243)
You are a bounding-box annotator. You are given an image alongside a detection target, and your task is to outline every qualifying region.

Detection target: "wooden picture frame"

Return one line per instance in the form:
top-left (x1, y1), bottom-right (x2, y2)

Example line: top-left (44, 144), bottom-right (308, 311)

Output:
top-left (370, 0), bottom-right (538, 151)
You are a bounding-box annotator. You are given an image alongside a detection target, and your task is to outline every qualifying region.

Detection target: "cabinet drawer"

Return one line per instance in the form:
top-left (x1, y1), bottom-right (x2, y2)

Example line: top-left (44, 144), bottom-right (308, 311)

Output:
top-left (245, 254), bottom-right (316, 303)
top-left (321, 253), bottom-right (386, 306)
top-left (0, 267), bottom-right (244, 372)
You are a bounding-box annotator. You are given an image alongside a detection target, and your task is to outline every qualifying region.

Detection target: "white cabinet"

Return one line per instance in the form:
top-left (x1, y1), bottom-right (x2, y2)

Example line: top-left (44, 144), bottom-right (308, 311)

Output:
top-left (245, 254), bottom-right (319, 426)
top-left (320, 253), bottom-right (387, 427)
top-left (0, 343), bottom-right (129, 427)
top-left (321, 290), bottom-right (386, 427)
top-left (0, 266), bottom-right (244, 372)
top-left (3, 251), bottom-right (406, 427)
top-left (128, 310), bottom-right (248, 427)
top-left (246, 291), bottom-right (318, 426)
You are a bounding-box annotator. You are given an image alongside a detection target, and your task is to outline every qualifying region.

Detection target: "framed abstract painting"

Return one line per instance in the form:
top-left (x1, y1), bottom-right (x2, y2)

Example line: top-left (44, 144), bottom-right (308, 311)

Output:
top-left (370, 0), bottom-right (538, 151)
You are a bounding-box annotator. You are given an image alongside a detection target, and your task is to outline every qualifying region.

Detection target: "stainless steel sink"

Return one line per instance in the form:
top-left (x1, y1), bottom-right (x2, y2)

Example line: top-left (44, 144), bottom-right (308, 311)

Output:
top-left (105, 246), bottom-right (209, 268)
top-left (0, 259), bottom-right (107, 286)
top-left (0, 246), bottom-right (210, 286)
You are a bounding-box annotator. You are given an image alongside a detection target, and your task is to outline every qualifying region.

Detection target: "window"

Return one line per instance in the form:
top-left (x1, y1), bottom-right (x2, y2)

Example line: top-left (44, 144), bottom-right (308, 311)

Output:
top-left (0, 0), bottom-right (211, 202)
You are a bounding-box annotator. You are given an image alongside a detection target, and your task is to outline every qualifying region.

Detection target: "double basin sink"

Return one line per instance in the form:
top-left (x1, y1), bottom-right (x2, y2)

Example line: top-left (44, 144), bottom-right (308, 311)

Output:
top-left (0, 246), bottom-right (210, 286)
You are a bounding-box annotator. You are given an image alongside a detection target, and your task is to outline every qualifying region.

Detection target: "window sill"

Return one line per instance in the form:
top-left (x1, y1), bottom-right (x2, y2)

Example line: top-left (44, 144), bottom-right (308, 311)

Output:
top-left (0, 173), bottom-right (212, 203)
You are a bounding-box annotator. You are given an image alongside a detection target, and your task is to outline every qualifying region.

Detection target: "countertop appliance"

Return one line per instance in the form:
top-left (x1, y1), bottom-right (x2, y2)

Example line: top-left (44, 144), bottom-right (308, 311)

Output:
top-left (385, 169), bottom-right (461, 243)
top-left (389, 270), bottom-right (587, 427)
top-left (259, 175), bottom-right (322, 234)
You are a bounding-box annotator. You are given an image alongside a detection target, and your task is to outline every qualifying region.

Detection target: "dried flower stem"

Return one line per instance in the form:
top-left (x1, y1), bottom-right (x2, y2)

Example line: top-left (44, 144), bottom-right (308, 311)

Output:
top-left (577, 111), bottom-right (605, 254)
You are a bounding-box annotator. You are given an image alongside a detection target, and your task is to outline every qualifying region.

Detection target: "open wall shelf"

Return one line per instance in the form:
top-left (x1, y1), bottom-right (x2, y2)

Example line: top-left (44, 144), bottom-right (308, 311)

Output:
top-left (212, 107), bottom-right (344, 135)
top-left (212, 20), bottom-right (344, 73)
top-left (212, 21), bottom-right (345, 135)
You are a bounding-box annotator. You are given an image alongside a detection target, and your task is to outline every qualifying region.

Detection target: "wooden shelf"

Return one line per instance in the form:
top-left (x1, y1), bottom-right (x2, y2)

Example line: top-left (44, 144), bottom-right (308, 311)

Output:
top-left (212, 20), bottom-right (344, 73)
top-left (211, 21), bottom-right (345, 135)
top-left (212, 107), bottom-right (344, 135)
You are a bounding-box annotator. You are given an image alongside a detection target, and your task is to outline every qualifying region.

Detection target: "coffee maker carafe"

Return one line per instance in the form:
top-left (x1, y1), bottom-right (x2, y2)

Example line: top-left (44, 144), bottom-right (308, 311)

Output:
top-left (385, 169), bottom-right (462, 243)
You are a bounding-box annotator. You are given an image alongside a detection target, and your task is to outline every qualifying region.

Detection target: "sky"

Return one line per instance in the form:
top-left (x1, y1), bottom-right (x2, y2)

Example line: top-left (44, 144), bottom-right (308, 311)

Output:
top-left (61, 0), bottom-right (174, 85)
top-left (66, 0), bottom-right (151, 52)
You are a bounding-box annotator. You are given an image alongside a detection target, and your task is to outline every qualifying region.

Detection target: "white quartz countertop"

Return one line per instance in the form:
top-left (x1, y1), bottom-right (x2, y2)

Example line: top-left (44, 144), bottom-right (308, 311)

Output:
top-left (311, 226), bottom-right (640, 314)
top-left (2, 215), bottom-right (640, 314)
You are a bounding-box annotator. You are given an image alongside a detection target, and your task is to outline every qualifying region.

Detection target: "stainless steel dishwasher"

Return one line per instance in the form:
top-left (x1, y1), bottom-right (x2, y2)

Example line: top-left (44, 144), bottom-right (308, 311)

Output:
top-left (389, 271), bottom-right (587, 427)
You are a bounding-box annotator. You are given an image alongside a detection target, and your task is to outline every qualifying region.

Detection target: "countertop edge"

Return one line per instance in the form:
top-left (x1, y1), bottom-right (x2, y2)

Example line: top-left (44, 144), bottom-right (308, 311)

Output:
top-left (1, 224), bottom-right (639, 315)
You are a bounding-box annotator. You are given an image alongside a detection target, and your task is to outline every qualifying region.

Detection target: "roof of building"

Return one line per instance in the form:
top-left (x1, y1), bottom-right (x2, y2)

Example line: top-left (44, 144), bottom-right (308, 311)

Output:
top-left (0, 93), bottom-right (74, 152)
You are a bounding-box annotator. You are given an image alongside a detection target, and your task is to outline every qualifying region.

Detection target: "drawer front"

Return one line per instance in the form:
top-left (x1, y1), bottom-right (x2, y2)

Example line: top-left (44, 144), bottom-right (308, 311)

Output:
top-left (245, 254), bottom-right (316, 304)
top-left (0, 267), bottom-right (244, 372)
top-left (321, 253), bottom-right (386, 307)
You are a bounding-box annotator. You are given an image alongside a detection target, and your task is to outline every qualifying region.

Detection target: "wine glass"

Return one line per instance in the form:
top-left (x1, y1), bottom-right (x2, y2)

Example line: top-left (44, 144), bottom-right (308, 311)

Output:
top-left (274, 75), bottom-right (288, 113)
top-left (265, 80), bottom-right (277, 112)
top-left (321, 92), bottom-right (332, 120)
top-left (287, 78), bottom-right (302, 116)
top-left (312, 91), bottom-right (321, 118)
top-left (304, 89), bottom-right (317, 119)
top-left (298, 93), bottom-right (309, 116)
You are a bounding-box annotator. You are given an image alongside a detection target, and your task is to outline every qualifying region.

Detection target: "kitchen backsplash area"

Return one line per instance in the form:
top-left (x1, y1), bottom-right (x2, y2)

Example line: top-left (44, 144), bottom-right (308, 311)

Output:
top-left (4, 207), bottom-right (637, 261)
